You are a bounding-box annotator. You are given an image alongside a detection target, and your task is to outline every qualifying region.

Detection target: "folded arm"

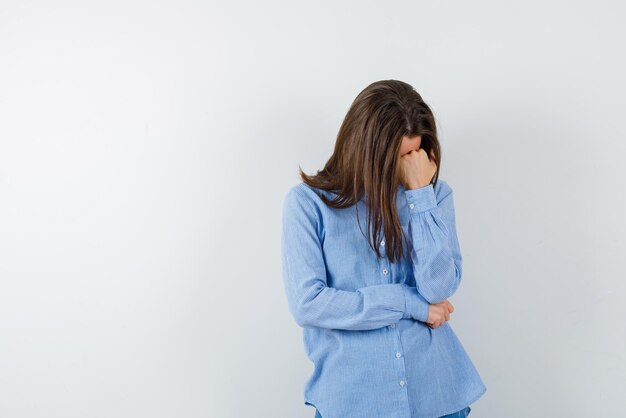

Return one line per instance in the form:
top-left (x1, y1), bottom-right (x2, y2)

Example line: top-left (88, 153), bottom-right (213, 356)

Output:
top-left (281, 186), bottom-right (429, 331)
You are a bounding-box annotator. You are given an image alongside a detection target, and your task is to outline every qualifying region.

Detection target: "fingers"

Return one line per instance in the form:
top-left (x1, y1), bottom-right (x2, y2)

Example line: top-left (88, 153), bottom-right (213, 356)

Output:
top-left (447, 301), bottom-right (454, 313)
top-left (417, 147), bottom-right (436, 161)
top-left (427, 320), bottom-right (444, 329)
top-left (444, 301), bottom-right (452, 322)
top-left (426, 302), bottom-right (454, 329)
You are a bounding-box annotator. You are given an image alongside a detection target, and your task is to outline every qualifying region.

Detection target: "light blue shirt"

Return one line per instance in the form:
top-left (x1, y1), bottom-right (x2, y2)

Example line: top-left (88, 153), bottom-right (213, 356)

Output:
top-left (281, 179), bottom-right (487, 418)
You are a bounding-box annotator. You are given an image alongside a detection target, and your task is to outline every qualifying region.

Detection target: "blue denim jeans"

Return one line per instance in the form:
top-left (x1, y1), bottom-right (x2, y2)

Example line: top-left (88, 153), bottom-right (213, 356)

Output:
top-left (314, 405), bottom-right (471, 418)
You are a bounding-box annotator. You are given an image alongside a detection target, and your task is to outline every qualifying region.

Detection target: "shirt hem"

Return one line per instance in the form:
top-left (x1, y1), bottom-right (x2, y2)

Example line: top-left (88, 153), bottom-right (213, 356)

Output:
top-left (304, 383), bottom-right (487, 418)
top-left (418, 384), bottom-right (487, 418)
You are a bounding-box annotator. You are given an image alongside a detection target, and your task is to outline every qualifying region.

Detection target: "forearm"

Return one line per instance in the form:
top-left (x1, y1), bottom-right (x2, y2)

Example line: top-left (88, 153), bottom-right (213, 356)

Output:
top-left (405, 182), bottom-right (463, 303)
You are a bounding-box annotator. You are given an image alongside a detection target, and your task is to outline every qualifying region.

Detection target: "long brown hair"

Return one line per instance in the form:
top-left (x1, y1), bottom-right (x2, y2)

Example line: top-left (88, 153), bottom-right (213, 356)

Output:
top-left (299, 79), bottom-right (441, 263)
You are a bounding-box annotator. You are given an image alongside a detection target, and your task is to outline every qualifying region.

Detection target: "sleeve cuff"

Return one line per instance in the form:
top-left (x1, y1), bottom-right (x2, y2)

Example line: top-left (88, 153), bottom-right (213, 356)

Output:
top-left (401, 285), bottom-right (430, 322)
top-left (404, 184), bottom-right (437, 213)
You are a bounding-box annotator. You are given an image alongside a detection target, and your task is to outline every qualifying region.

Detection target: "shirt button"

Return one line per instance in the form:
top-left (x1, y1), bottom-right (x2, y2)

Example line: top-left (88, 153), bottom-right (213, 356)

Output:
top-left (399, 380), bottom-right (406, 386)
top-left (390, 323), bottom-right (396, 328)
top-left (380, 240), bottom-right (385, 246)
top-left (382, 268), bottom-right (388, 275)
top-left (396, 352), bottom-right (401, 358)
top-left (409, 203), bottom-right (415, 209)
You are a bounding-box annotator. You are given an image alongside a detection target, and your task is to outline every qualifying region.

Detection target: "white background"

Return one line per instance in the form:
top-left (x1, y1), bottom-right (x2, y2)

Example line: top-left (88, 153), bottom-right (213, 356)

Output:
top-left (1, 1), bottom-right (625, 417)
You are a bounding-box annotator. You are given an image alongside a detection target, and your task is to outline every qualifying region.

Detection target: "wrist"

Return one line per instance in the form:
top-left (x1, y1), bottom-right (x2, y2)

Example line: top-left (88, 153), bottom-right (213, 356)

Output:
top-left (407, 183), bottom-right (426, 190)
top-left (401, 285), bottom-right (430, 322)
top-left (404, 183), bottom-right (437, 213)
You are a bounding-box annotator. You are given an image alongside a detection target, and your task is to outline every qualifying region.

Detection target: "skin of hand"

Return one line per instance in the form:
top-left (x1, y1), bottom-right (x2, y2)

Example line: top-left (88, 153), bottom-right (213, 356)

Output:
top-left (398, 147), bottom-right (437, 190)
top-left (398, 136), bottom-right (452, 329)
top-left (425, 301), bottom-right (454, 329)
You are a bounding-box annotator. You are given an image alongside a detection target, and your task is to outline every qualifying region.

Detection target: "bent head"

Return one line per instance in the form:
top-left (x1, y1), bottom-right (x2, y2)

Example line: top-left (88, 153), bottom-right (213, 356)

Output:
top-left (298, 79), bottom-right (442, 263)
top-left (315, 79), bottom-right (440, 192)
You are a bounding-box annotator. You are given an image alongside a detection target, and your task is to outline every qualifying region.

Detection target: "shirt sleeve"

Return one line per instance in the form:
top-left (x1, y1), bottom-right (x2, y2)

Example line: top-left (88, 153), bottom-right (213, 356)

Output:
top-left (404, 181), bottom-right (463, 304)
top-left (281, 186), bottom-right (430, 331)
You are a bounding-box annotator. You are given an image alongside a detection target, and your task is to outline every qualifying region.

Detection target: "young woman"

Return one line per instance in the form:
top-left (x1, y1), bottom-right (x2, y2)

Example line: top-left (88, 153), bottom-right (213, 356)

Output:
top-left (281, 80), bottom-right (486, 418)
